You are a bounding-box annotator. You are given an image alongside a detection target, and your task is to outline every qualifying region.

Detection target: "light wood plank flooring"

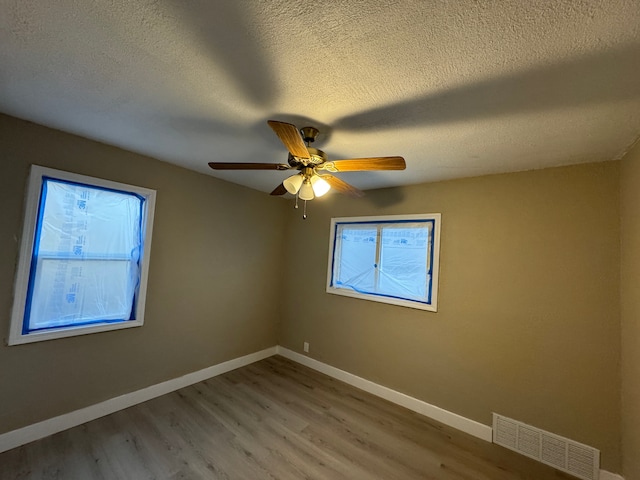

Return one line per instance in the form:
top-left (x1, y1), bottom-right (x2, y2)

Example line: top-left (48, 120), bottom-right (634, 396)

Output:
top-left (0, 356), bottom-right (573, 479)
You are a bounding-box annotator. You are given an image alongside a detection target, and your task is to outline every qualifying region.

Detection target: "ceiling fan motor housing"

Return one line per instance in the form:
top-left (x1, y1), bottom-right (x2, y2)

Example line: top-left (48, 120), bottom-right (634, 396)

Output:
top-left (306, 147), bottom-right (327, 165)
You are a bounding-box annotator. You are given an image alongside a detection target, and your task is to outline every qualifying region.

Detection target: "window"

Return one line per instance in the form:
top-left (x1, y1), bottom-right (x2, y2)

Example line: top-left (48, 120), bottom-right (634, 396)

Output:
top-left (8, 166), bottom-right (156, 345)
top-left (327, 214), bottom-right (441, 311)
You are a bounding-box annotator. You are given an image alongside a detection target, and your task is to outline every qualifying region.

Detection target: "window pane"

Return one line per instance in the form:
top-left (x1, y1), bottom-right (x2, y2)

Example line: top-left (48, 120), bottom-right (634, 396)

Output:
top-left (24, 179), bottom-right (143, 332)
top-left (37, 180), bottom-right (142, 258)
top-left (327, 215), bottom-right (440, 311)
top-left (334, 227), bottom-right (378, 293)
top-left (27, 259), bottom-right (138, 330)
top-left (379, 224), bottom-right (430, 302)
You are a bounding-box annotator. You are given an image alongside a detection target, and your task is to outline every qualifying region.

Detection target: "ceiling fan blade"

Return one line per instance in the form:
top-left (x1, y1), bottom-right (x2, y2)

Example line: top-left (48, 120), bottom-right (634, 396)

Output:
top-left (208, 162), bottom-right (291, 170)
top-left (270, 183), bottom-right (287, 196)
top-left (320, 174), bottom-right (365, 198)
top-left (267, 120), bottom-right (310, 159)
top-left (319, 156), bottom-right (406, 172)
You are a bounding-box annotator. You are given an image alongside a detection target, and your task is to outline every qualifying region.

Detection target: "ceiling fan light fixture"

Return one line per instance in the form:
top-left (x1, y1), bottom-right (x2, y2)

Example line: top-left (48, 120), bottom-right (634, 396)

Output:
top-left (311, 175), bottom-right (330, 197)
top-left (299, 180), bottom-right (315, 201)
top-left (283, 173), bottom-right (303, 194)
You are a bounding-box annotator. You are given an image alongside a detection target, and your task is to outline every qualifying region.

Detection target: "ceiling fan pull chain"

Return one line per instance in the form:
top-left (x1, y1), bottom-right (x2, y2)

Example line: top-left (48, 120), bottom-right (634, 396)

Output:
top-left (303, 200), bottom-right (307, 220)
top-left (294, 193), bottom-right (299, 209)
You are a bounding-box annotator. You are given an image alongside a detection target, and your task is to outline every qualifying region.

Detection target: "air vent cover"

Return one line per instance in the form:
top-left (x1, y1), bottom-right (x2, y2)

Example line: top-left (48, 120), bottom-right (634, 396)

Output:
top-left (492, 414), bottom-right (599, 480)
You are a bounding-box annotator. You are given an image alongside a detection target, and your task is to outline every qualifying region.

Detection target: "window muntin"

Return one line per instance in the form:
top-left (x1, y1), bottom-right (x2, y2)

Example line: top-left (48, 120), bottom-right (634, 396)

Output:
top-left (327, 214), bottom-right (440, 311)
top-left (9, 166), bottom-right (156, 345)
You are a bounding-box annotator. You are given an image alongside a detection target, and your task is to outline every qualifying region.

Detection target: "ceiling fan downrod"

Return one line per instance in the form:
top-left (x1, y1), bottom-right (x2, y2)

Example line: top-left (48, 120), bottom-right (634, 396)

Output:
top-left (300, 126), bottom-right (319, 146)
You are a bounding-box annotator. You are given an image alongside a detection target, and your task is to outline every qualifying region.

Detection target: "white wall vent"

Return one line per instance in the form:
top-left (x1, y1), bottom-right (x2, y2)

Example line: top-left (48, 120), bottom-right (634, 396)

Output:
top-left (492, 414), bottom-right (600, 480)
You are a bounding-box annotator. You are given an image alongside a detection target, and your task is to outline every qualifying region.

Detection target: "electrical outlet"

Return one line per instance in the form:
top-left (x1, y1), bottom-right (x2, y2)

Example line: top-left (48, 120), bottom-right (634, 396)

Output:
top-left (303, 341), bottom-right (309, 353)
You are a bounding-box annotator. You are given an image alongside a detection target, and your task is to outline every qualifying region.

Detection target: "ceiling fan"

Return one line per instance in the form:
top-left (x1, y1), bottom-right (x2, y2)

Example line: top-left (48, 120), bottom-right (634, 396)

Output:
top-left (208, 120), bottom-right (406, 213)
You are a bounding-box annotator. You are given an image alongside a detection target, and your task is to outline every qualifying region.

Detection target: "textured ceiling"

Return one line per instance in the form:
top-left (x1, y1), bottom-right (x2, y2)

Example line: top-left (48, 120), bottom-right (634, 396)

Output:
top-left (2, 0), bottom-right (640, 193)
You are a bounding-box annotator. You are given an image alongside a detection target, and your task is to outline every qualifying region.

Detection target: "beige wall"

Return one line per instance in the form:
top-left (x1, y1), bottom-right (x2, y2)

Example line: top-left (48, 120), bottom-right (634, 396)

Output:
top-left (280, 162), bottom-right (621, 471)
top-left (0, 114), bottom-right (287, 433)
top-left (621, 139), bottom-right (640, 479)
top-left (0, 113), bottom-right (626, 474)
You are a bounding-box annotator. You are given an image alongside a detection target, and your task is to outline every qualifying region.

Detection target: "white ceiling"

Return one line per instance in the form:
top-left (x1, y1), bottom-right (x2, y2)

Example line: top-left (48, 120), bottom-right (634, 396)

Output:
top-left (2, 0), bottom-right (640, 193)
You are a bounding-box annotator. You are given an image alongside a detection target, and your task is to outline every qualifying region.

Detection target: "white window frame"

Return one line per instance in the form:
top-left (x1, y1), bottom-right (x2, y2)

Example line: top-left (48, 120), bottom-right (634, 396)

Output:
top-left (326, 214), bottom-right (441, 312)
top-left (8, 165), bottom-right (156, 345)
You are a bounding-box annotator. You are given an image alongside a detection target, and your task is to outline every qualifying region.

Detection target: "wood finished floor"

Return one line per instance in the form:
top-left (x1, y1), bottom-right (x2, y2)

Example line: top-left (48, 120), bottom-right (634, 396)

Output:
top-left (0, 355), bottom-right (573, 480)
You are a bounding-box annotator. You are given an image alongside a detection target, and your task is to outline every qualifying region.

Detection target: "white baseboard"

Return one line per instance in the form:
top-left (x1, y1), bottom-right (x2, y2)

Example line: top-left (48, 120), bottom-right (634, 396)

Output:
top-left (0, 346), bottom-right (277, 454)
top-left (275, 347), bottom-right (623, 480)
top-left (0, 344), bottom-right (625, 480)
top-left (276, 346), bottom-right (492, 441)
top-left (599, 472), bottom-right (625, 480)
